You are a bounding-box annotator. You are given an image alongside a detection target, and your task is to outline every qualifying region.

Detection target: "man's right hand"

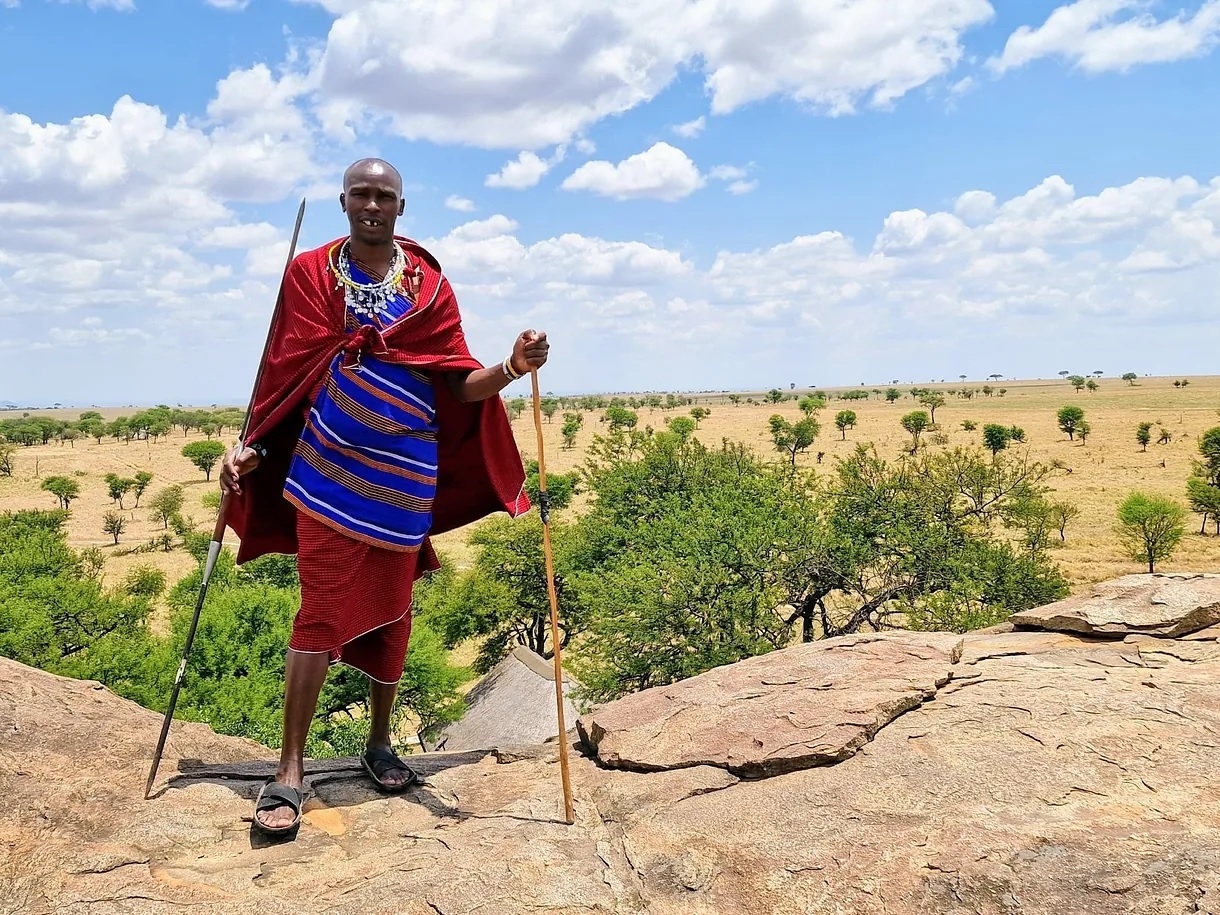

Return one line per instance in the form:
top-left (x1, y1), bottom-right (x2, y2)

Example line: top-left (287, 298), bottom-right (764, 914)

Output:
top-left (220, 446), bottom-right (262, 497)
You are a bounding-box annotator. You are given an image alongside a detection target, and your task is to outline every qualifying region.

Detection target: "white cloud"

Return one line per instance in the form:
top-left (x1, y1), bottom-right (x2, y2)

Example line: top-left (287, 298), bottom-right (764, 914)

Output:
top-left (562, 142), bottom-right (705, 201)
top-left (0, 62), bottom-right (322, 374)
top-left (451, 172), bottom-right (1218, 390)
top-left (444, 195), bottom-right (476, 212)
top-left (199, 222), bottom-right (281, 248)
top-left (485, 150), bottom-right (559, 190)
top-left (58, 0), bottom-right (135, 9)
top-left (673, 116), bottom-right (706, 138)
top-left (954, 189), bottom-right (997, 223)
top-left (710, 163), bottom-right (756, 194)
top-left (48, 325), bottom-right (152, 346)
top-left (205, 0), bottom-right (249, 8)
top-left (990, 0), bottom-right (1220, 74)
top-left (305, 0), bottom-right (995, 148)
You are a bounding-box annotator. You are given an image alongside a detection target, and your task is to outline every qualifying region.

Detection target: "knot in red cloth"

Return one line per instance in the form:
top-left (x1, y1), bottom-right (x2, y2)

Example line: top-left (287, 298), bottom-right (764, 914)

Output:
top-left (342, 324), bottom-right (389, 366)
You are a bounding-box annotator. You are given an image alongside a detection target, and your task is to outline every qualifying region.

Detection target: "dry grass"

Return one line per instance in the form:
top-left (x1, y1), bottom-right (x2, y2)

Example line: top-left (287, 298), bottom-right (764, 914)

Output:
top-left (3, 376), bottom-right (1218, 596)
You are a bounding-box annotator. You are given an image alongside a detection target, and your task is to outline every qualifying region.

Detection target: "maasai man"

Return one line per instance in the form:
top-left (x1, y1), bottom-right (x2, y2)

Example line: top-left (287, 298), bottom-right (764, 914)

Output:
top-left (220, 158), bottom-right (547, 835)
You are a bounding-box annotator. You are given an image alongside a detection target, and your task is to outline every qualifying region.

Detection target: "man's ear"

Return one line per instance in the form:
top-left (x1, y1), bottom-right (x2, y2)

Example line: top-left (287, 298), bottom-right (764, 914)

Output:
top-left (339, 192), bottom-right (347, 212)
top-left (398, 199), bottom-right (405, 216)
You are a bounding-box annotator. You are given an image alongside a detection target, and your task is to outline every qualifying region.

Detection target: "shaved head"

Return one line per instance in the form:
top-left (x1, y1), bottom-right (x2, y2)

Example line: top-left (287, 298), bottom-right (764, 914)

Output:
top-left (340, 158), bottom-right (405, 247)
top-left (343, 158), bottom-right (402, 194)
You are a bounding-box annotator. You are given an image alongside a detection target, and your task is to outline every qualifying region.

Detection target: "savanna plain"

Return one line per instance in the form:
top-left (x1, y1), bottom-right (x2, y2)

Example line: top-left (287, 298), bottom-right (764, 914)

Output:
top-left (3, 374), bottom-right (1217, 600)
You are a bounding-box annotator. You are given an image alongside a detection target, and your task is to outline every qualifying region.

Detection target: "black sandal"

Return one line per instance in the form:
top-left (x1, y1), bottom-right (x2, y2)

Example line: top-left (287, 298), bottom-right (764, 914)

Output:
top-left (252, 781), bottom-right (306, 836)
top-left (362, 745), bottom-right (419, 793)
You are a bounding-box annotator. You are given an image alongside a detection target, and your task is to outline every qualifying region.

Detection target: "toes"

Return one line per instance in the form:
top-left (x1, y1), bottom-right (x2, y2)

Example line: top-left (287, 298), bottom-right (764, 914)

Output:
top-left (256, 805), bottom-right (295, 829)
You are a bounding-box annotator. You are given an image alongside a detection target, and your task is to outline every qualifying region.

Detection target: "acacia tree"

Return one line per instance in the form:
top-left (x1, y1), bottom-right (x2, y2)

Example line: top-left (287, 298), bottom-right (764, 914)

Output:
top-left (1086, 379), bottom-right (1099, 393)
top-left (103, 511), bottom-right (127, 545)
top-left (768, 415), bottom-right (820, 466)
top-left (1049, 501), bottom-right (1081, 541)
top-left (1067, 374), bottom-right (1087, 392)
top-left (1186, 427), bottom-right (1220, 534)
top-left (568, 435), bottom-right (814, 698)
top-left (603, 405), bottom-right (638, 432)
top-left (560, 412), bottom-right (583, 450)
top-left (834, 410), bottom-right (857, 440)
top-left (798, 395), bottom-right (825, 417)
top-left (982, 424), bottom-right (1010, 456)
top-left (1186, 479), bottom-right (1220, 535)
top-left (147, 485), bottom-right (185, 530)
top-left (1057, 406), bottom-right (1085, 441)
top-left (900, 411), bottom-right (931, 452)
top-left (1136, 422), bottom-right (1153, 451)
top-left (0, 443), bottom-right (16, 477)
top-left (540, 398), bottom-right (559, 423)
top-left (182, 440), bottom-right (226, 480)
top-left (424, 515), bottom-right (587, 673)
top-left (918, 392), bottom-right (946, 425)
top-left (1117, 492), bottom-right (1186, 573)
top-left (1122, 372), bottom-right (1138, 385)
top-left (668, 416), bottom-right (696, 440)
top-left (689, 407), bottom-right (710, 428)
top-left (132, 470), bottom-right (154, 507)
top-left (105, 473), bottom-right (136, 509)
top-left (40, 476), bottom-right (80, 510)
top-left (885, 388), bottom-right (901, 404)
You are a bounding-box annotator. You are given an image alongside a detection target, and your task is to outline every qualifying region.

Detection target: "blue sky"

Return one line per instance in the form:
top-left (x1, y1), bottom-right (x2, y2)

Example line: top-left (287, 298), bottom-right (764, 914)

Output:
top-left (1, 0), bottom-right (1218, 405)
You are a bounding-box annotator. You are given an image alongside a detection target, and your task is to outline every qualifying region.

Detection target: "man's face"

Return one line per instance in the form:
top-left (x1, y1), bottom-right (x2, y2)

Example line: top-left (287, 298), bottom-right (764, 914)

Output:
top-left (340, 165), bottom-right (404, 245)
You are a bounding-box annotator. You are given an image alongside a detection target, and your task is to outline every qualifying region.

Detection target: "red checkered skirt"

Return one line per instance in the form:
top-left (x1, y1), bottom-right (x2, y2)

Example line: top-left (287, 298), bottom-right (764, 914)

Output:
top-left (290, 511), bottom-right (418, 684)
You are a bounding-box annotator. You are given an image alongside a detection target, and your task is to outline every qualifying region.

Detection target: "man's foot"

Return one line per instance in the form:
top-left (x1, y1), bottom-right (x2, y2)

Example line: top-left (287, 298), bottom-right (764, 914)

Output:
top-left (362, 744), bottom-right (419, 793)
top-left (253, 779), bottom-right (306, 834)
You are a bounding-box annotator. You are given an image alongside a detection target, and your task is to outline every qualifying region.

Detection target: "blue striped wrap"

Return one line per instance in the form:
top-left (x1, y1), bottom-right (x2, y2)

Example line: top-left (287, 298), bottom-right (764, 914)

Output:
top-left (284, 289), bottom-right (438, 552)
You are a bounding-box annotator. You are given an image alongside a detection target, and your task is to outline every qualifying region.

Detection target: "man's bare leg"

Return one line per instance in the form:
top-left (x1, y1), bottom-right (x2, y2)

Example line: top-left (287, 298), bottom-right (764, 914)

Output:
top-left (256, 649), bottom-right (330, 830)
top-left (367, 678), bottom-right (413, 787)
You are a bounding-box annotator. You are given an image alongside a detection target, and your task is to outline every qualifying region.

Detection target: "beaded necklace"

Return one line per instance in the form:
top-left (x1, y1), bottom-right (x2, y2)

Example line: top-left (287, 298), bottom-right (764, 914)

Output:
top-left (328, 239), bottom-right (409, 319)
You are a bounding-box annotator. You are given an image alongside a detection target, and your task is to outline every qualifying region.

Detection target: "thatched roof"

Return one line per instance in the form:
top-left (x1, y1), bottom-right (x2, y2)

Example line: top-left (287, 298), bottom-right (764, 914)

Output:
top-left (426, 646), bottom-right (581, 752)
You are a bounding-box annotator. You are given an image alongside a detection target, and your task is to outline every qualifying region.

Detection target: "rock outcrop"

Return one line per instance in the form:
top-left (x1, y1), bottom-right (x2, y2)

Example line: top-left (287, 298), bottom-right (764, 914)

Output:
top-left (6, 572), bottom-right (1220, 914)
top-left (1010, 571), bottom-right (1220, 637)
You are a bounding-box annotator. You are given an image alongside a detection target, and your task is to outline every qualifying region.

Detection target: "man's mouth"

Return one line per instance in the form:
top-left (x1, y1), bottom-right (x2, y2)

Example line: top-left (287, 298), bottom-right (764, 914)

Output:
top-left (360, 217), bottom-right (382, 227)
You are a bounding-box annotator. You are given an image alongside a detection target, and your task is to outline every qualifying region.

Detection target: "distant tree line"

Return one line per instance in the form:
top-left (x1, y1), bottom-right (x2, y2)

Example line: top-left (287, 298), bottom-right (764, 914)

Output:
top-left (0, 406), bottom-right (244, 450)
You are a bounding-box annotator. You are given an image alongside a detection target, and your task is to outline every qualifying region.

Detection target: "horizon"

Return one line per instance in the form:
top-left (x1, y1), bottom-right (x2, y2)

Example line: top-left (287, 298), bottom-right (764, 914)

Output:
top-left (2, 373), bottom-right (1212, 414)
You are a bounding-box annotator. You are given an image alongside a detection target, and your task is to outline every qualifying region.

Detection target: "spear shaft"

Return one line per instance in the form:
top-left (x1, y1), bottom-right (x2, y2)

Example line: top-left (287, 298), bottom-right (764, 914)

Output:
top-left (143, 198), bottom-right (307, 799)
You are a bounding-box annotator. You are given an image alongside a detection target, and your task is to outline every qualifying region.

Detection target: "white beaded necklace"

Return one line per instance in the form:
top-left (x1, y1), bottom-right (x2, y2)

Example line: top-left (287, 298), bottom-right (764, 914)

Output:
top-left (331, 240), bottom-right (408, 319)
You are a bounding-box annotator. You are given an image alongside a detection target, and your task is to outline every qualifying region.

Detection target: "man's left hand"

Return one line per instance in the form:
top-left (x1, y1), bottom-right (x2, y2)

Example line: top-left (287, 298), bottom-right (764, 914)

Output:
top-left (511, 329), bottom-right (549, 374)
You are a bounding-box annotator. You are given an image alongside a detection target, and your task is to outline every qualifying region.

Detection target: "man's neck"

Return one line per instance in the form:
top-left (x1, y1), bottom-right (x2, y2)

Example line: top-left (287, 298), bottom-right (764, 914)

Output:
top-left (348, 238), bottom-right (395, 279)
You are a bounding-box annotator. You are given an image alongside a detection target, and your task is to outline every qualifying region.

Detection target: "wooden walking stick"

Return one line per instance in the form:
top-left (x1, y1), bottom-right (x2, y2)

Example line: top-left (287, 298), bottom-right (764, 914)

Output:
top-left (530, 367), bottom-right (576, 825)
top-left (144, 198), bottom-right (307, 799)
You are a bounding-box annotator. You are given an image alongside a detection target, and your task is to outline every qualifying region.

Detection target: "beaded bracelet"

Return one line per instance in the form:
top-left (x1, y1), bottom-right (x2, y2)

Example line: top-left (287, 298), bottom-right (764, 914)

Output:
top-left (502, 356), bottom-right (523, 381)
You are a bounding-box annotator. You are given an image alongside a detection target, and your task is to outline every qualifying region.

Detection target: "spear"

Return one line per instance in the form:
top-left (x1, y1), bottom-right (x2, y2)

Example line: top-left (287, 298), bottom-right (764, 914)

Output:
top-left (144, 198), bottom-right (307, 799)
top-left (529, 368), bottom-right (575, 825)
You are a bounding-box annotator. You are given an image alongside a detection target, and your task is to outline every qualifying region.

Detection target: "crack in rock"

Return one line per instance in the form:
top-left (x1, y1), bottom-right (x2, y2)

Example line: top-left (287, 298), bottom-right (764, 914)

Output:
top-left (579, 633), bottom-right (964, 779)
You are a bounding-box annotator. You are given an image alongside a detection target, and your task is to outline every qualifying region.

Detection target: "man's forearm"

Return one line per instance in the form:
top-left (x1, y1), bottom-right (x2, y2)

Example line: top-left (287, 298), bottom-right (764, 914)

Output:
top-left (448, 362), bottom-right (523, 403)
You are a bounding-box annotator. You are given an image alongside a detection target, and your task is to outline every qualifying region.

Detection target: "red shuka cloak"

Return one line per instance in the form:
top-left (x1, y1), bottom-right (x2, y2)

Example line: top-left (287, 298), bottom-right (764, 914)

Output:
top-left (226, 236), bottom-right (530, 568)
